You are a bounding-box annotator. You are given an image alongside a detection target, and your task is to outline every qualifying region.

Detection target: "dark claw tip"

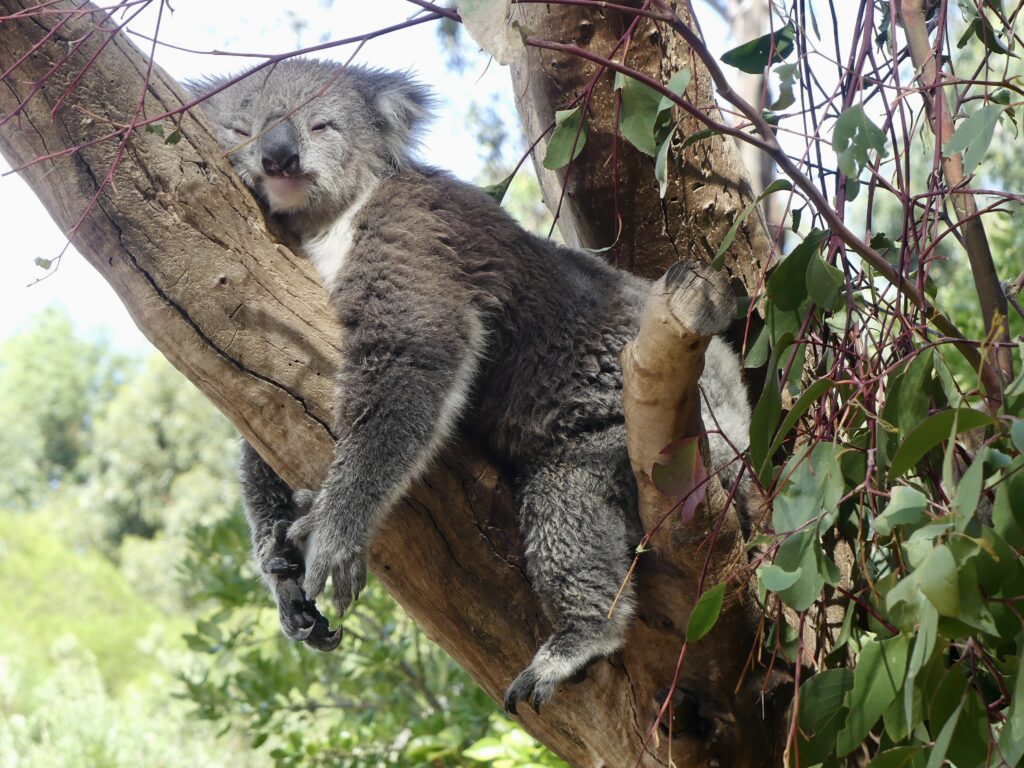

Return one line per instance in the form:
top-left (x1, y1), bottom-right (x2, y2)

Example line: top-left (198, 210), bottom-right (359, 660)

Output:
top-left (503, 693), bottom-right (518, 716)
top-left (305, 625), bottom-right (343, 652)
top-left (267, 557), bottom-right (301, 577)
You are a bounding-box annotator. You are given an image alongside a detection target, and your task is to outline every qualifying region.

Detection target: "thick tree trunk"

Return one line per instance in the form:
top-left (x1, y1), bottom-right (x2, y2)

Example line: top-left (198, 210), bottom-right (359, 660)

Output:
top-left (511, 0), bottom-right (773, 294)
top-left (0, 2), bottom-right (783, 765)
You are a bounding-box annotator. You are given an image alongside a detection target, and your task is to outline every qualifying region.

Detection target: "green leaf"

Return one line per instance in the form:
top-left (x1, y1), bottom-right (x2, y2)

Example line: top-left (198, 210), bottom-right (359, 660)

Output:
top-left (836, 634), bottom-right (910, 756)
top-left (917, 544), bottom-right (960, 616)
top-left (799, 668), bottom-right (855, 732)
top-left (655, 130), bottom-right (674, 199)
top-left (952, 449), bottom-right (987, 527)
top-left (993, 472), bottom-right (1024, 548)
top-left (481, 172), bottom-right (515, 203)
top-left (33, 257), bottom-right (52, 270)
top-left (543, 106), bottom-right (588, 170)
top-left (748, 333), bottom-right (794, 483)
top-left (1012, 420), bottom-right (1024, 453)
top-left (677, 127), bottom-right (715, 153)
top-left (767, 229), bottom-right (830, 310)
top-left (806, 253), bottom-right (845, 309)
top-left (764, 378), bottom-right (834, 468)
top-left (772, 442), bottom-right (844, 534)
top-left (834, 104), bottom-right (888, 177)
top-left (773, 528), bottom-right (826, 611)
top-left (165, 128), bottom-right (181, 145)
top-left (924, 697), bottom-right (963, 768)
top-left (871, 747), bottom-right (925, 768)
top-left (721, 23), bottom-right (796, 74)
top-left (657, 68), bottom-right (692, 113)
top-left (888, 350), bottom-right (934, 441)
top-left (144, 122), bottom-right (165, 138)
top-left (712, 179), bottom-right (792, 267)
top-left (686, 583), bottom-right (726, 643)
top-left (772, 63), bottom-right (798, 111)
top-left (614, 72), bottom-right (663, 156)
top-left (904, 600), bottom-right (937, 728)
top-left (463, 738), bottom-right (507, 761)
top-left (888, 408), bottom-right (996, 480)
top-left (999, 641), bottom-right (1024, 764)
top-left (873, 486), bottom-right (929, 536)
top-left (943, 104), bottom-right (1003, 175)
top-left (759, 563), bottom-right (802, 591)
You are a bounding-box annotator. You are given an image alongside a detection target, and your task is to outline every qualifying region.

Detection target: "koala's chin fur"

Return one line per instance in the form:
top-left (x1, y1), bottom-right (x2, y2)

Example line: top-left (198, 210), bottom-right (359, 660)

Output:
top-left (190, 58), bottom-right (751, 714)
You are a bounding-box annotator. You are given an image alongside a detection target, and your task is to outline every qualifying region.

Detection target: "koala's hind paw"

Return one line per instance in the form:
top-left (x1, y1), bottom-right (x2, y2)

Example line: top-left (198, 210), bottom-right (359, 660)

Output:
top-left (274, 577), bottom-right (343, 651)
top-left (262, 518), bottom-right (343, 652)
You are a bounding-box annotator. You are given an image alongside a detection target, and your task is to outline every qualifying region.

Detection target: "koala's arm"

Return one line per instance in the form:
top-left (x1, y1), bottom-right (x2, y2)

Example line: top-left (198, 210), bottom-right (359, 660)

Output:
top-left (287, 259), bottom-right (484, 614)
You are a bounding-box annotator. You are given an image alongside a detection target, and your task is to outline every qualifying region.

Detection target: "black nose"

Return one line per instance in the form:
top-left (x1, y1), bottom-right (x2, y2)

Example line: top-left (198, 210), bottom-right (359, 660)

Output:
top-left (259, 120), bottom-right (300, 177)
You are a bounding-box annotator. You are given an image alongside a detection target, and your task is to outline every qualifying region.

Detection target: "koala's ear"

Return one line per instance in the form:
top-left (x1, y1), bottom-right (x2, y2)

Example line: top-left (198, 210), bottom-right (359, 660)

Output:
top-left (366, 71), bottom-right (435, 165)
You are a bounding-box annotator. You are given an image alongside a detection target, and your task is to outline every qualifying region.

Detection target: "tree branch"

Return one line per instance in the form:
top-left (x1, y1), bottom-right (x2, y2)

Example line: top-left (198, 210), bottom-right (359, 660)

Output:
top-left (896, 0), bottom-right (1013, 384)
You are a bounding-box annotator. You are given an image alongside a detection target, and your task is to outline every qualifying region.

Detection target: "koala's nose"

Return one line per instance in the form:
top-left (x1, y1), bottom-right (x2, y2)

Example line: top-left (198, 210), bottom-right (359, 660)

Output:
top-left (259, 120), bottom-right (301, 177)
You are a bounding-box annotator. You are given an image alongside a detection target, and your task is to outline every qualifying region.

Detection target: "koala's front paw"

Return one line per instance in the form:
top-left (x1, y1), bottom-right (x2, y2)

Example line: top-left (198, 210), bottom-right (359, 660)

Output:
top-left (286, 498), bottom-right (368, 616)
top-left (262, 519), bottom-right (342, 652)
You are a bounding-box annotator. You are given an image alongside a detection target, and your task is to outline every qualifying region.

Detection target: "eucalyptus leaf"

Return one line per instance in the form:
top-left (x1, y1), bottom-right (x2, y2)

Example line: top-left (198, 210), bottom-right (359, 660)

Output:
top-left (943, 104), bottom-right (1004, 175)
top-left (759, 563), bottom-right (802, 591)
top-left (888, 408), bottom-right (996, 480)
top-left (721, 23), bottom-right (796, 74)
top-left (835, 634), bottom-right (910, 756)
top-left (834, 104), bottom-right (888, 178)
top-left (686, 583), bottom-right (726, 643)
top-left (872, 486), bottom-right (928, 536)
top-left (543, 106), bottom-right (588, 170)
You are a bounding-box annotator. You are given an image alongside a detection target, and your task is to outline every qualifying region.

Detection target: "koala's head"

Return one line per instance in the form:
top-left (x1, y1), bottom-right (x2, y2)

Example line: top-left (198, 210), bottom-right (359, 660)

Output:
top-left (188, 59), bottom-right (432, 225)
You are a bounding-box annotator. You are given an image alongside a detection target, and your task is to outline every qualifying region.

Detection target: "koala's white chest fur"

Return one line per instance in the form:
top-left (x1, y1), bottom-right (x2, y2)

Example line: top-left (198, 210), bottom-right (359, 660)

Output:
top-left (302, 183), bottom-right (378, 286)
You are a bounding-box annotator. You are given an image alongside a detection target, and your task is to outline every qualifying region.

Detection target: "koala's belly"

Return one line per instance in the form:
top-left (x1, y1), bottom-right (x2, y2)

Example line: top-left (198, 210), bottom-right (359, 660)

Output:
top-left (472, 308), bottom-right (641, 465)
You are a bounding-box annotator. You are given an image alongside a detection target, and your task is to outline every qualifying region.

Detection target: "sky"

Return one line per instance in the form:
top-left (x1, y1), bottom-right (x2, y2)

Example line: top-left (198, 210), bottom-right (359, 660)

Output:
top-left (0, 1), bottom-right (517, 350)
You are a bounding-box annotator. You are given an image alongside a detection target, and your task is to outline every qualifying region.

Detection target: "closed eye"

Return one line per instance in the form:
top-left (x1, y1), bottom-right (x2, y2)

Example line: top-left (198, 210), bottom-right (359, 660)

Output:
top-left (232, 126), bottom-right (251, 138)
top-left (311, 121), bottom-right (332, 133)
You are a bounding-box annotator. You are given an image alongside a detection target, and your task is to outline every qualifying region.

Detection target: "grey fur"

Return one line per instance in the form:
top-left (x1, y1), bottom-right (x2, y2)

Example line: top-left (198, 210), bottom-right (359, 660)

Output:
top-left (191, 59), bottom-right (751, 713)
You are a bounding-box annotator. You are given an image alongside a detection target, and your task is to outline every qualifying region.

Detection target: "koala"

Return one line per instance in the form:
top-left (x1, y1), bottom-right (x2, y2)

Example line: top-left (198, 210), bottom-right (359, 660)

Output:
top-left (189, 58), bottom-right (751, 714)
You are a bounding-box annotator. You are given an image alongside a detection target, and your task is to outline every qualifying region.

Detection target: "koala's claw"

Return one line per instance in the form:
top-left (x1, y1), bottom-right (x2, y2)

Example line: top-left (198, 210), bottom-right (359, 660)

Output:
top-left (273, 575), bottom-right (343, 651)
top-left (503, 667), bottom-right (556, 716)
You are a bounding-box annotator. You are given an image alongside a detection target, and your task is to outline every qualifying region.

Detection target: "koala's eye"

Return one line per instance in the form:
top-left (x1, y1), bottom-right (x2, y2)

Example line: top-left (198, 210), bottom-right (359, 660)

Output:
top-left (310, 121), bottom-right (332, 134)
top-left (231, 126), bottom-right (251, 138)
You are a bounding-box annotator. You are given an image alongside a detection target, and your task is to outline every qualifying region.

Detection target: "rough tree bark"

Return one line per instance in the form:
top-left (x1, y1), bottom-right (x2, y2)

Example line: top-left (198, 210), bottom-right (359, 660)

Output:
top-left (0, 2), bottom-right (783, 765)
top-left (511, 0), bottom-right (774, 293)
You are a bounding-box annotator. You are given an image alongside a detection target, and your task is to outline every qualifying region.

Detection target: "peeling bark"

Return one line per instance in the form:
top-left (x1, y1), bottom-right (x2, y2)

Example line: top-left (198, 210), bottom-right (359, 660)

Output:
top-left (0, 2), bottom-right (784, 765)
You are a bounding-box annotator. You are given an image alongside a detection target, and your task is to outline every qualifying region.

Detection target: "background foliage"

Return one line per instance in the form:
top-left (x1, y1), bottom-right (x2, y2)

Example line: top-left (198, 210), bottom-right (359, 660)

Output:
top-left (0, 309), bottom-right (564, 768)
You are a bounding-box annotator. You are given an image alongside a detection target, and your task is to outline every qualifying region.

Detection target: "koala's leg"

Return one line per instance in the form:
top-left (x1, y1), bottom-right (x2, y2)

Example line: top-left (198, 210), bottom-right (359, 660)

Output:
top-left (504, 426), bottom-right (641, 714)
top-left (239, 440), bottom-right (341, 650)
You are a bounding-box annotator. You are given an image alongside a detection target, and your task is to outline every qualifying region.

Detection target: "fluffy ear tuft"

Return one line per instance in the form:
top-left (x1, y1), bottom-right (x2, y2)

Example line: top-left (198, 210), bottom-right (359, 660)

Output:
top-left (361, 70), bottom-right (435, 167)
top-left (181, 74), bottom-right (231, 99)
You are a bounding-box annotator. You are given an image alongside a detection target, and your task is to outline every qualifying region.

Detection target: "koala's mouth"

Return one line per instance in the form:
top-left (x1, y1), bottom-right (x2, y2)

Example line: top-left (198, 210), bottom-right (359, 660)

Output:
top-left (261, 174), bottom-right (313, 213)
